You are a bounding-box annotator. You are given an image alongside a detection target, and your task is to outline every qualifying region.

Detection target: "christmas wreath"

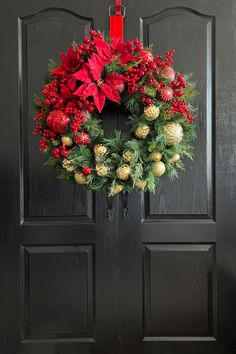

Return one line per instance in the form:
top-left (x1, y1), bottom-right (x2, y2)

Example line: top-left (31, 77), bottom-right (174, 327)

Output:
top-left (34, 29), bottom-right (197, 196)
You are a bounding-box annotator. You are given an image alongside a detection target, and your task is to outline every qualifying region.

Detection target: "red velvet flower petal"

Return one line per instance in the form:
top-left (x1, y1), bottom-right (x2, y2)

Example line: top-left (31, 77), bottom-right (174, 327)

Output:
top-left (59, 51), bottom-right (72, 72)
top-left (73, 64), bottom-right (92, 83)
top-left (93, 90), bottom-right (106, 112)
top-left (67, 76), bottom-right (77, 91)
top-left (88, 53), bottom-right (104, 81)
top-left (101, 83), bottom-right (120, 103)
top-left (94, 37), bottom-right (112, 63)
top-left (105, 72), bottom-right (126, 86)
top-left (83, 82), bottom-right (98, 97)
top-left (73, 83), bottom-right (88, 96)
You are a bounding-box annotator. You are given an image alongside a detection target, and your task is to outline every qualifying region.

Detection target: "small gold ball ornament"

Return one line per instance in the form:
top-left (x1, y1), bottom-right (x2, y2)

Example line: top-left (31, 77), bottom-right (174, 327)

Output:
top-left (151, 151), bottom-right (162, 162)
top-left (164, 122), bottom-right (183, 145)
top-left (122, 149), bottom-right (133, 162)
top-left (152, 161), bottom-right (166, 177)
top-left (95, 164), bottom-right (110, 176)
top-left (93, 144), bottom-right (107, 156)
top-left (74, 171), bottom-right (87, 184)
top-left (62, 159), bottom-right (75, 172)
top-left (169, 153), bottom-right (181, 163)
top-left (117, 164), bottom-right (131, 180)
top-left (135, 180), bottom-right (147, 190)
top-left (61, 136), bottom-right (73, 146)
top-left (135, 124), bottom-right (150, 139)
top-left (114, 184), bottom-right (124, 194)
top-left (144, 104), bottom-right (160, 121)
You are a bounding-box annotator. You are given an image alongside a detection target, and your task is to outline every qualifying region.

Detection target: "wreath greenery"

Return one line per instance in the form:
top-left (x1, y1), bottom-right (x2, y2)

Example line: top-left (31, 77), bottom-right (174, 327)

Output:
top-left (34, 29), bottom-right (197, 196)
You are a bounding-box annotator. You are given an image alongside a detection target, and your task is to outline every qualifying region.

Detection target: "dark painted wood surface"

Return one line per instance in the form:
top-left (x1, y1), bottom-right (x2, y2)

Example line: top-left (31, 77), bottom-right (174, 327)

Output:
top-left (0, 0), bottom-right (236, 353)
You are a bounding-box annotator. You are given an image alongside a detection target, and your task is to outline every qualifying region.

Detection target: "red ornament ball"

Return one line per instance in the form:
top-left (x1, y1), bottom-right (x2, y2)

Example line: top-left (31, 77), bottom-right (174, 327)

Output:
top-left (137, 50), bottom-right (153, 62)
top-left (74, 131), bottom-right (91, 145)
top-left (161, 67), bottom-right (175, 82)
top-left (47, 110), bottom-right (70, 133)
top-left (160, 86), bottom-right (174, 101)
top-left (82, 167), bottom-right (92, 175)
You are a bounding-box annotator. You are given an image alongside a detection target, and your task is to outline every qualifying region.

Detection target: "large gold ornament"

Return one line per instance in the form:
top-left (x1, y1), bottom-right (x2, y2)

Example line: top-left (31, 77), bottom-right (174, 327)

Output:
top-left (61, 136), bottom-right (73, 146)
top-left (93, 144), bottom-right (107, 156)
top-left (122, 149), bottom-right (133, 162)
top-left (135, 124), bottom-right (150, 139)
top-left (169, 153), bottom-right (181, 163)
top-left (144, 104), bottom-right (160, 121)
top-left (164, 122), bottom-right (183, 145)
top-left (151, 151), bottom-right (162, 162)
top-left (74, 171), bottom-right (87, 184)
top-left (135, 180), bottom-right (147, 190)
top-left (117, 164), bottom-right (131, 180)
top-left (113, 184), bottom-right (124, 194)
top-left (95, 164), bottom-right (110, 176)
top-left (62, 159), bottom-right (75, 172)
top-left (152, 161), bottom-right (166, 177)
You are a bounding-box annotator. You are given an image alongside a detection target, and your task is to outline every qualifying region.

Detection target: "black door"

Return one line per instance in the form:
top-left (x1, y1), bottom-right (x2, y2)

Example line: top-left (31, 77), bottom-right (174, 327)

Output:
top-left (1, 1), bottom-right (236, 354)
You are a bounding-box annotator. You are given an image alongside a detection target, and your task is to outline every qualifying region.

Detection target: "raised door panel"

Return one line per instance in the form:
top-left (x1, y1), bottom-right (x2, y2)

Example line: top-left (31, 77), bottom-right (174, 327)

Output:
top-left (141, 8), bottom-right (215, 219)
top-left (19, 9), bottom-right (94, 223)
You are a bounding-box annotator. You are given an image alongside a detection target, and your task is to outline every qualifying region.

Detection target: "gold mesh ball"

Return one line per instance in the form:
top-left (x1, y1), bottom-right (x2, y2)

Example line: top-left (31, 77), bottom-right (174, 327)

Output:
top-left (164, 122), bottom-right (183, 145)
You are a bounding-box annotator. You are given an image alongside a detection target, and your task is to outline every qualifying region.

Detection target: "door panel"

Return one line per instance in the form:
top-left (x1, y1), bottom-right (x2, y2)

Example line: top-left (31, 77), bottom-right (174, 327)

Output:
top-left (1, 0), bottom-right (236, 354)
top-left (141, 7), bottom-right (214, 218)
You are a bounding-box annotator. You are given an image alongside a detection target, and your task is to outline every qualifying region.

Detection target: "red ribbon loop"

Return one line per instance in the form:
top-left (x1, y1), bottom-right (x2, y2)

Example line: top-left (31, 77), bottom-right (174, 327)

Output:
top-left (110, 0), bottom-right (124, 42)
top-left (115, 0), bottom-right (122, 15)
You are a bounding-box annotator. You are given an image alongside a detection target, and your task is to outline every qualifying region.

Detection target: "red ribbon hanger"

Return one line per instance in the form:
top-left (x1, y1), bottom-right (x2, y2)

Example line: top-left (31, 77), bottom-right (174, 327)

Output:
top-left (109, 0), bottom-right (125, 42)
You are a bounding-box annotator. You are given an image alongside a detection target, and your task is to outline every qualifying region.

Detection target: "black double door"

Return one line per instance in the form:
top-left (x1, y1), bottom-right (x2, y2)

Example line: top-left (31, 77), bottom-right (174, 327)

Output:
top-left (1, 0), bottom-right (236, 353)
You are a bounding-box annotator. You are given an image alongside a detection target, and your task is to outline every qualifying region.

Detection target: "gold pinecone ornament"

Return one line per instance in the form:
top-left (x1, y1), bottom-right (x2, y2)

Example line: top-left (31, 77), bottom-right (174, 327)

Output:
top-left (122, 149), bottom-right (133, 162)
top-left (151, 151), bottom-right (162, 162)
top-left (117, 164), bottom-right (131, 180)
top-left (135, 180), bottom-right (147, 190)
top-left (144, 104), bottom-right (160, 121)
top-left (93, 144), bottom-right (107, 156)
top-left (95, 164), bottom-right (110, 176)
top-left (135, 124), bottom-right (150, 139)
top-left (61, 136), bottom-right (73, 146)
top-left (113, 184), bottom-right (124, 194)
top-left (62, 159), bottom-right (75, 172)
top-left (152, 161), bottom-right (166, 177)
top-left (164, 122), bottom-right (183, 145)
top-left (74, 171), bottom-right (87, 184)
top-left (169, 153), bottom-right (181, 163)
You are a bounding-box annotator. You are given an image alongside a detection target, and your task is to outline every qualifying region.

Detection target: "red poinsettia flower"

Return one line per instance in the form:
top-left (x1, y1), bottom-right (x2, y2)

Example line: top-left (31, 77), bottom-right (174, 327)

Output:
top-left (110, 38), bottom-right (136, 64)
top-left (73, 53), bottom-right (126, 112)
top-left (94, 36), bottom-right (136, 65)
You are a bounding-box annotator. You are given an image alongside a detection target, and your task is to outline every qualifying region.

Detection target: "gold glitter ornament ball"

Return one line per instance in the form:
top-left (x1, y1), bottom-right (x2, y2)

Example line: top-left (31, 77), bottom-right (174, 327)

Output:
top-left (164, 122), bottom-right (183, 145)
top-left (62, 159), bottom-right (74, 172)
top-left (95, 164), bottom-right (110, 176)
top-left (151, 151), bottom-right (162, 162)
top-left (113, 184), bottom-right (124, 194)
top-left (152, 161), bottom-right (166, 177)
top-left (135, 180), bottom-right (147, 190)
top-left (135, 124), bottom-right (150, 139)
top-left (117, 164), bottom-right (131, 180)
top-left (144, 104), bottom-right (160, 121)
top-left (61, 136), bottom-right (73, 146)
top-left (169, 153), bottom-right (181, 163)
top-left (74, 171), bottom-right (87, 184)
top-left (93, 144), bottom-right (107, 156)
top-left (122, 149), bottom-right (133, 162)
